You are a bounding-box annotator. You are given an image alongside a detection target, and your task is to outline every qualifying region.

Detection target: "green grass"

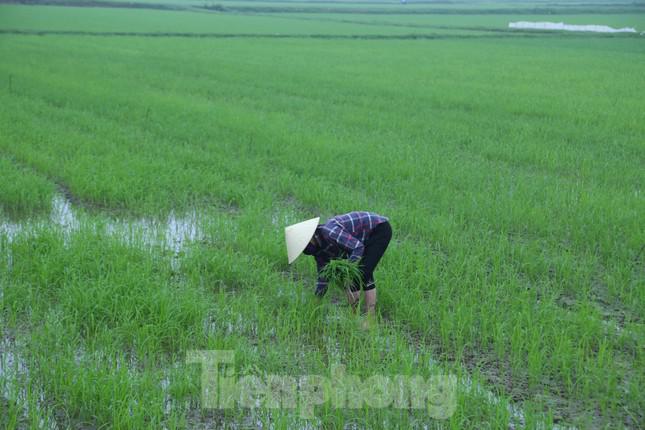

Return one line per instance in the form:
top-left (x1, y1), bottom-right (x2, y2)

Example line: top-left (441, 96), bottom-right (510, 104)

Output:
top-left (0, 5), bottom-right (492, 35)
top-left (2, 3), bottom-right (643, 36)
top-left (280, 12), bottom-right (645, 30)
top-left (0, 1), bottom-right (644, 428)
top-left (0, 155), bottom-right (55, 218)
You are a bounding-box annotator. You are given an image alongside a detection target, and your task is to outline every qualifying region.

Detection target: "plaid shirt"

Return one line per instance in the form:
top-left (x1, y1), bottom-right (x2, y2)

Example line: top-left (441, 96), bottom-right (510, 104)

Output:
top-left (309, 211), bottom-right (389, 291)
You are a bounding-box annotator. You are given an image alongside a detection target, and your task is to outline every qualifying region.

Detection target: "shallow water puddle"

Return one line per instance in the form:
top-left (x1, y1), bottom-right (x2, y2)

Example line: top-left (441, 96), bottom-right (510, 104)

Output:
top-left (0, 333), bottom-right (59, 429)
top-left (460, 374), bottom-right (527, 429)
top-left (0, 193), bottom-right (205, 270)
top-left (508, 21), bottom-right (637, 33)
top-left (460, 373), bottom-right (580, 429)
top-left (0, 335), bottom-right (27, 400)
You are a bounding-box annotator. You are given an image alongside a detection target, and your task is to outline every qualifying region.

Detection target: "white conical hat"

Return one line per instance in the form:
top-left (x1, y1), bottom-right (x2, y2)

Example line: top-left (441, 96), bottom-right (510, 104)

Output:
top-left (285, 217), bottom-right (320, 264)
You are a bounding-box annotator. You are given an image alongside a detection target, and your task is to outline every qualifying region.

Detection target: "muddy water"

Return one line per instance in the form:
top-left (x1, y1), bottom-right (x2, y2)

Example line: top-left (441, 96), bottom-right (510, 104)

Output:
top-left (460, 374), bottom-right (526, 429)
top-left (461, 374), bottom-right (579, 429)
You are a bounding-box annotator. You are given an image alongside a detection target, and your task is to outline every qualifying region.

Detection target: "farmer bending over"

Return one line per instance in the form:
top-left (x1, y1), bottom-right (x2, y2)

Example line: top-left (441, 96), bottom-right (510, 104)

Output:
top-left (285, 211), bottom-right (392, 315)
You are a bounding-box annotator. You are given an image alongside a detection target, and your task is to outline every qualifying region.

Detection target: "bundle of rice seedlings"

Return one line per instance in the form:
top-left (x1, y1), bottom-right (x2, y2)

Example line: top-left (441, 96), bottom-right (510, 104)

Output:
top-left (320, 259), bottom-right (363, 291)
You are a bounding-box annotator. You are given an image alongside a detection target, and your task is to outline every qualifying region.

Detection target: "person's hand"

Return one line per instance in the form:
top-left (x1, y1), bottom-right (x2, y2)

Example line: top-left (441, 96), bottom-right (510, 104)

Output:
top-left (315, 284), bottom-right (328, 297)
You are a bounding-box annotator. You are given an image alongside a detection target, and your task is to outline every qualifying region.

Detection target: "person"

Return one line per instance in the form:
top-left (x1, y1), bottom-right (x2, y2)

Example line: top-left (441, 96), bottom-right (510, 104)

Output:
top-left (285, 211), bottom-right (392, 315)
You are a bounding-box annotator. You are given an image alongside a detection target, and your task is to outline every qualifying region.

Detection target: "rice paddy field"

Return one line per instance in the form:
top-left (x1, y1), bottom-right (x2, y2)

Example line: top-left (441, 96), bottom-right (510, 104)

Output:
top-left (0, 0), bottom-right (644, 428)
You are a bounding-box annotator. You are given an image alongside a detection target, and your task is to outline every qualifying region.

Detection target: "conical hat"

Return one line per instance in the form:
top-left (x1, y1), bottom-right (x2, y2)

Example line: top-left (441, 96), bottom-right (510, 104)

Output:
top-left (285, 217), bottom-right (320, 264)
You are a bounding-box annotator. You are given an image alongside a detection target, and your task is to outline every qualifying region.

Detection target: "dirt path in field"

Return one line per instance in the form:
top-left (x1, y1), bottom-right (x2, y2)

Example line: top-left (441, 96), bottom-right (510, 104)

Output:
top-left (0, 28), bottom-right (505, 39)
top-left (2, 0), bottom-right (644, 15)
top-left (3, 28), bottom-right (629, 40)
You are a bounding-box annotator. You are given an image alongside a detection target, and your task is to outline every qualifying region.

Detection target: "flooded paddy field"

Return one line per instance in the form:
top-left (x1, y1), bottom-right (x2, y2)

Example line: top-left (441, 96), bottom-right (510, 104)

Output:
top-left (0, 0), bottom-right (643, 428)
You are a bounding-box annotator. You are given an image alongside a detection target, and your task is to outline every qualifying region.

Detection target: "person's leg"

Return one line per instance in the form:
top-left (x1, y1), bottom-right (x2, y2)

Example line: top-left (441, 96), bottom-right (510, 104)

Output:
top-left (360, 222), bottom-right (392, 288)
top-left (364, 288), bottom-right (377, 314)
top-left (358, 222), bottom-right (392, 313)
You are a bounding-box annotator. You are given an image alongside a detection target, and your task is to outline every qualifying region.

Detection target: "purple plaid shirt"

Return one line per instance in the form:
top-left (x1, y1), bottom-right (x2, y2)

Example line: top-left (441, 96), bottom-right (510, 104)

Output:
top-left (306, 211), bottom-right (389, 291)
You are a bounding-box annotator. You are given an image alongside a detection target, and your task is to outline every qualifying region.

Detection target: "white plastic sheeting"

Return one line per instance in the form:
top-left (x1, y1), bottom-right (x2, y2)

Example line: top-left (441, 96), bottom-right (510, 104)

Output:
top-left (509, 21), bottom-right (637, 33)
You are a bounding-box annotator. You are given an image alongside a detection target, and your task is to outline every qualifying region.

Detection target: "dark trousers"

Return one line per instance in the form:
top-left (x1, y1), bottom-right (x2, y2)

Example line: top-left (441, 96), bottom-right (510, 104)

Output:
top-left (352, 221), bottom-right (392, 292)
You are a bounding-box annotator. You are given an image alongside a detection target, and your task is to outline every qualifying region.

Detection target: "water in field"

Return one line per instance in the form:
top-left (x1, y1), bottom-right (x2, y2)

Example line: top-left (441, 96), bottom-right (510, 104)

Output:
top-left (2, 1), bottom-right (642, 423)
top-left (0, 331), bottom-right (59, 429)
top-left (0, 196), bottom-right (580, 428)
top-left (0, 193), bottom-right (205, 270)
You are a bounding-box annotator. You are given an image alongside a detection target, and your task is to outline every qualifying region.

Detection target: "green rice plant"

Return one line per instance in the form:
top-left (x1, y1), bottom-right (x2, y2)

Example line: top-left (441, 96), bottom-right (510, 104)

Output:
top-left (0, 2), bottom-right (643, 427)
top-left (0, 156), bottom-right (54, 218)
top-left (319, 259), bottom-right (363, 292)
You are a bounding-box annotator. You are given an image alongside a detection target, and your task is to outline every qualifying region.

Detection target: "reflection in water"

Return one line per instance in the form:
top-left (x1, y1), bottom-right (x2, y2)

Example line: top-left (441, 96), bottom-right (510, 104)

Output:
top-left (0, 194), bottom-right (205, 271)
top-left (0, 332), bottom-right (59, 429)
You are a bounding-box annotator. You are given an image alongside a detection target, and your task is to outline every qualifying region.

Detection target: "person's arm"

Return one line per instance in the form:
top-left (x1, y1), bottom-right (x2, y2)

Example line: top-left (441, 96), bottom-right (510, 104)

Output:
top-left (325, 225), bottom-right (365, 262)
top-left (314, 255), bottom-right (329, 297)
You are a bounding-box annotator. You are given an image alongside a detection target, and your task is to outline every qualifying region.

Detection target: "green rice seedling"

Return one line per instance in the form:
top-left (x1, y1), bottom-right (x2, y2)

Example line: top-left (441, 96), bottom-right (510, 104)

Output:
top-left (319, 259), bottom-right (363, 292)
top-left (0, 1), bottom-right (643, 427)
top-left (0, 156), bottom-right (54, 218)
